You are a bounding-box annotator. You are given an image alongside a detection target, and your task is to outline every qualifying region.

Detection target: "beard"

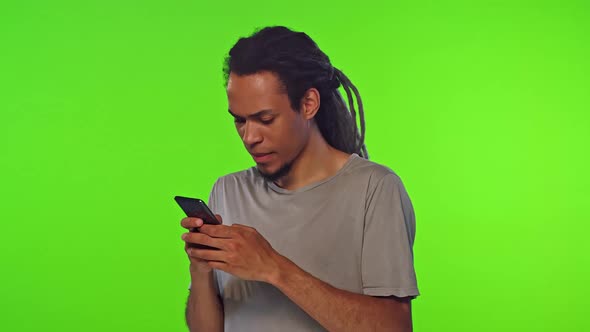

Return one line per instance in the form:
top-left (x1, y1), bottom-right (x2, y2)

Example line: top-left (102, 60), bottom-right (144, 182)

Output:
top-left (257, 159), bottom-right (294, 182)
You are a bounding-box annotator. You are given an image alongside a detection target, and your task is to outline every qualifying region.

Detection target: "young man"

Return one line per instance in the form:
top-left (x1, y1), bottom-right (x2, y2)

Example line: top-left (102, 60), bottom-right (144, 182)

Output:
top-left (180, 26), bottom-right (419, 332)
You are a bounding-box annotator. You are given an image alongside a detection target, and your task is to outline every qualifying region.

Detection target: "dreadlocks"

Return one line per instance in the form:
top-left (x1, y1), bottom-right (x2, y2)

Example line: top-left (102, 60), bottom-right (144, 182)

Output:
top-left (222, 26), bottom-right (369, 159)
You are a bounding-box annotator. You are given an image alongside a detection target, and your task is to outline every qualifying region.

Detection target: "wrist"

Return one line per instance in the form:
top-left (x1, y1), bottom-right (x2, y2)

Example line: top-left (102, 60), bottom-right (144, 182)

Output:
top-left (190, 268), bottom-right (213, 280)
top-left (267, 253), bottom-right (297, 287)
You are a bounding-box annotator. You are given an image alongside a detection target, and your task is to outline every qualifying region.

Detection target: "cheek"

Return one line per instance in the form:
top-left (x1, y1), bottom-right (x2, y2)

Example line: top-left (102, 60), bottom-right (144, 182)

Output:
top-left (279, 120), bottom-right (308, 150)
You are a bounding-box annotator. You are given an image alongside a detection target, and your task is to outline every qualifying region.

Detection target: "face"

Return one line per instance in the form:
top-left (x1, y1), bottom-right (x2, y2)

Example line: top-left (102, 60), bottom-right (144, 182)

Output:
top-left (226, 71), bottom-right (311, 181)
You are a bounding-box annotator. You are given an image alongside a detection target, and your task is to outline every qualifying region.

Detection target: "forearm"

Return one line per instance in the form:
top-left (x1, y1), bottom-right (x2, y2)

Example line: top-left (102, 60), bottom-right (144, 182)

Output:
top-left (185, 271), bottom-right (224, 332)
top-left (269, 257), bottom-right (412, 332)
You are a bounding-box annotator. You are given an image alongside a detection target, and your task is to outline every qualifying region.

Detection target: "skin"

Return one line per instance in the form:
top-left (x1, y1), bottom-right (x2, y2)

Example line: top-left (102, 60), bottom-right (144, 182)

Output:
top-left (181, 71), bottom-right (413, 331)
top-left (226, 70), bottom-right (351, 189)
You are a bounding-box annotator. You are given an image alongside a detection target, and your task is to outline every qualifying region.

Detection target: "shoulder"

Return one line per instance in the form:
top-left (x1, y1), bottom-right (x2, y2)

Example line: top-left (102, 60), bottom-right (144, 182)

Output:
top-left (345, 155), bottom-right (403, 188)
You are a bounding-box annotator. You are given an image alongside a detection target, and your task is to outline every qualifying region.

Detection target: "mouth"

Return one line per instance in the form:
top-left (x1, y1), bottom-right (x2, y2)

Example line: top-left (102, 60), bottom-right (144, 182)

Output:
top-left (251, 152), bottom-right (274, 163)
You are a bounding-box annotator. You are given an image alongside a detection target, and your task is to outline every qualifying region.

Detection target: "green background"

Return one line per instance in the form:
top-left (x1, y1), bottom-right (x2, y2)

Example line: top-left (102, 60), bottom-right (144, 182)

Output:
top-left (1, 0), bottom-right (588, 331)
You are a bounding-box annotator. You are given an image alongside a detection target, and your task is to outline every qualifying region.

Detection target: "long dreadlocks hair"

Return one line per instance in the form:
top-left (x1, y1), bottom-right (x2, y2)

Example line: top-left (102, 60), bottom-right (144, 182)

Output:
top-left (222, 26), bottom-right (369, 159)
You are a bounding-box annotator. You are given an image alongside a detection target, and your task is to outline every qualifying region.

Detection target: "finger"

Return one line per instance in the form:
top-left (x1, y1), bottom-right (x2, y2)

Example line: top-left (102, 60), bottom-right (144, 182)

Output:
top-left (185, 246), bottom-right (210, 262)
top-left (185, 245), bottom-right (202, 260)
top-left (182, 232), bottom-right (226, 250)
top-left (191, 248), bottom-right (227, 261)
top-left (181, 217), bottom-right (204, 229)
top-left (215, 214), bottom-right (223, 224)
top-left (199, 224), bottom-right (234, 238)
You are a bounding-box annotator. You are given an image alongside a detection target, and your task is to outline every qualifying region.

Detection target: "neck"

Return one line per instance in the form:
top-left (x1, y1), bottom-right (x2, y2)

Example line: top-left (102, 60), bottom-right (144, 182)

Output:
top-left (274, 127), bottom-right (351, 191)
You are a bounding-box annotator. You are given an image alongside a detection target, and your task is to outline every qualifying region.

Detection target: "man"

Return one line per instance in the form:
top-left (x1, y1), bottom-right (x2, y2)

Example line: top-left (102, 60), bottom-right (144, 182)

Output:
top-left (180, 26), bottom-right (419, 331)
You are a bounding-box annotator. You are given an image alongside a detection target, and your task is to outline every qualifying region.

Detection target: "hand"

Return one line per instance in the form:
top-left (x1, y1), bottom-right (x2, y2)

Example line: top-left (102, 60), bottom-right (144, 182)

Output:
top-left (186, 223), bottom-right (285, 283)
top-left (180, 214), bottom-right (223, 275)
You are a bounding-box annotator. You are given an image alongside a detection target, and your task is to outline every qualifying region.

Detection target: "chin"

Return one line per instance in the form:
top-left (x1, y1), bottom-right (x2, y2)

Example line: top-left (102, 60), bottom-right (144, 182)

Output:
top-left (255, 163), bottom-right (272, 173)
top-left (257, 159), bottom-right (293, 182)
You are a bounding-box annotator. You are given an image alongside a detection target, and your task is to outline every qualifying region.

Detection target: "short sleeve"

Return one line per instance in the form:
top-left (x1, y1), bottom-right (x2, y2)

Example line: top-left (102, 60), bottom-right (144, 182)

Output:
top-left (188, 178), bottom-right (223, 292)
top-left (361, 173), bottom-right (420, 298)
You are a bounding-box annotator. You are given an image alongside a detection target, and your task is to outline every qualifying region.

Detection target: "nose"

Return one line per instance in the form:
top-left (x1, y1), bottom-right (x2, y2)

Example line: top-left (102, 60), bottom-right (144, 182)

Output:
top-left (241, 121), bottom-right (263, 146)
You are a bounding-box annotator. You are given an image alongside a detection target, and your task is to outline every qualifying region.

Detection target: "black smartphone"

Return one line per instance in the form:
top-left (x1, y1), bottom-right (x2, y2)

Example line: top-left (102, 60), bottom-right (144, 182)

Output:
top-left (175, 196), bottom-right (221, 250)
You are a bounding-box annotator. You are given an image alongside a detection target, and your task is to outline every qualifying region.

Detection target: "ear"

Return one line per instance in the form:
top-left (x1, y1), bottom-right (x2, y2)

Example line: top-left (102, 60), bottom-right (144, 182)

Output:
top-left (300, 88), bottom-right (320, 120)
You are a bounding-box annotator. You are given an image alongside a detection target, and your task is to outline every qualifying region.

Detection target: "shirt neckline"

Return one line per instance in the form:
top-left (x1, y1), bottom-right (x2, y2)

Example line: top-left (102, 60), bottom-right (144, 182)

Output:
top-left (264, 153), bottom-right (360, 195)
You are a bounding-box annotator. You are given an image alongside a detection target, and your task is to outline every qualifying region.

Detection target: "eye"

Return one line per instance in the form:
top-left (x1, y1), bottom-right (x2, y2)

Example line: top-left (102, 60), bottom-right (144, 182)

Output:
top-left (233, 117), bottom-right (246, 124)
top-left (260, 118), bottom-right (274, 125)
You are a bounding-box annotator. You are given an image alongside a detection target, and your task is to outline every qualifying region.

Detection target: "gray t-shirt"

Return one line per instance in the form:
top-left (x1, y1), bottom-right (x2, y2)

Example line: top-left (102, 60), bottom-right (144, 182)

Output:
top-left (188, 153), bottom-right (419, 331)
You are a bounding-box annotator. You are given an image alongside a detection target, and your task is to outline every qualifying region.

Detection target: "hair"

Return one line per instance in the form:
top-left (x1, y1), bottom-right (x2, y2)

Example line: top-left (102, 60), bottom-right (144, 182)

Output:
top-left (222, 26), bottom-right (369, 159)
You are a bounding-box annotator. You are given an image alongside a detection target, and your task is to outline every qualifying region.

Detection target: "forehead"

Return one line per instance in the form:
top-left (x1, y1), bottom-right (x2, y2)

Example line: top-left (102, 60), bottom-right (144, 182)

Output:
top-left (226, 71), bottom-right (291, 114)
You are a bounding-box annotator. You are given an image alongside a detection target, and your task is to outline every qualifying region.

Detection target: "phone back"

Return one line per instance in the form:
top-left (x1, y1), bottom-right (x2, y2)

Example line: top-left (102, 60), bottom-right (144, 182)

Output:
top-left (174, 196), bottom-right (220, 225)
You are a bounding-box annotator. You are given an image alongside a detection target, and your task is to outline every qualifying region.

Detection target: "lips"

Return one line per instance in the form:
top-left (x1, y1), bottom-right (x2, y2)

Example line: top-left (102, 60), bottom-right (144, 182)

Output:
top-left (251, 152), bottom-right (273, 163)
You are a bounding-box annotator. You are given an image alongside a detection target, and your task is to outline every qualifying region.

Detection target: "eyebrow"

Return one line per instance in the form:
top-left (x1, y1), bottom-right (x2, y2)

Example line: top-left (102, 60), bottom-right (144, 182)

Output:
top-left (228, 109), bottom-right (274, 119)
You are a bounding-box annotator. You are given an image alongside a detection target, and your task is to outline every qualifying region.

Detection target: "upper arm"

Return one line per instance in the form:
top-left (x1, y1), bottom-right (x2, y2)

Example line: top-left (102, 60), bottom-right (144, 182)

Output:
top-left (377, 295), bottom-right (413, 331)
top-left (361, 173), bottom-right (420, 298)
top-left (379, 295), bottom-right (412, 309)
